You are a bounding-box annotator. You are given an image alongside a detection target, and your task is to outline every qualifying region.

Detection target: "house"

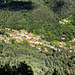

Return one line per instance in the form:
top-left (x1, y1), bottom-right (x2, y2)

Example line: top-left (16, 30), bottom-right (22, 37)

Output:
top-left (45, 48), bottom-right (47, 50)
top-left (17, 33), bottom-right (25, 37)
top-left (9, 33), bottom-right (14, 36)
top-left (59, 42), bottom-right (66, 45)
top-left (28, 35), bottom-right (34, 39)
top-left (38, 41), bottom-right (43, 44)
top-left (18, 39), bottom-right (21, 42)
top-left (63, 19), bottom-right (69, 22)
top-left (22, 38), bottom-right (27, 41)
top-left (12, 30), bottom-right (18, 34)
top-left (62, 38), bottom-right (65, 40)
top-left (25, 34), bottom-right (29, 37)
top-left (12, 29), bottom-right (18, 33)
top-left (4, 39), bottom-right (9, 43)
top-left (8, 42), bottom-right (11, 44)
top-left (28, 39), bottom-right (42, 44)
top-left (58, 49), bottom-right (61, 51)
top-left (25, 31), bottom-right (28, 34)
top-left (20, 29), bottom-right (27, 33)
top-left (21, 34), bottom-right (25, 36)
top-left (30, 44), bottom-right (35, 47)
top-left (34, 35), bottom-right (41, 40)
top-left (70, 50), bottom-right (72, 53)
top-left (5, 28), bottom-right (11, 31)
top-left (28, 39), bottom-right (37, 44)
top-left (36, 46), bottom-right (41, 50)
top-left (40, 49), bottom-right (42, 53)
top-left (60, 45), bottom-right (66, 48)
top-left (0, 38), bottom-right (2, 41)
top-left (72, 38), bottom-right (75, 42)
top-left (44, 48), bottom-right (48, 52)
top-left (21, 36), bottom-right (27, 40)
top-left (62, 35), bottom-right (66, 36)
top-left (17, 33), bottom-right (22, 36)
top-left (6, 37), bottom-right (10, 41)
top-left (44, 50), bottom-right (48, 52)
top-left (13, 35), bottom-right (19, 38)
top-left (70, 45), bottom-right (75, 50)
top-left (16, 39), bottom-right (21, 43)
top-left (0, 37), bottom-right (3, 40)
top-left (29, 32), bottom-right (34, 36)
top-left (59, 21), bottom-right (65, 24)
top-left (13, 35), bottom-right (23, 41)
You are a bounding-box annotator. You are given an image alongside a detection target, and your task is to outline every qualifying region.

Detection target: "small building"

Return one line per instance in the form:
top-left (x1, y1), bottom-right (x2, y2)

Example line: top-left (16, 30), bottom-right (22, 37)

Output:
top-left (20, 29), bottom-right (27, 33)
top-left (30, 44), bottom-right (35, 47)
top-left (38, 41), bottom-right (43, 44)
top-left (44, 50), bottom-right (48, 52)
top-left (25, 34), bottom-right (29, 37)
top-left (59, 21), bottom-right (65, 24)
top-left (22, 38), bottom-right (27, 41)
top-left (28, 35), bottom-right (34, 39)
top-left (34, 35), bottom-right (41, 40)
top-left (63, 19), bottom-right (69, 22)
top-left (16, 39), bottom-right (21, 43)
top-left (59, 42), bottom-right (66, 45)
top-left (5, 28), bottom-right (11, 31)
top-left (70, 45), bottom-right (75, 50)
top-left (17, 33), bottom-right (22, 36)
top-left (12, 29), bottom-right (18, 33)
top-left (13, 35), bottom-right (19, 38)
top-left (36, 46), bottom-right (41, 49)
top-left (0, 37), bottom-right (3, 40)
top-left (72, 38), bottom-right (75, 42)
top-left (62, 38), bottom-right (65, 40)
top-left (29, 32), bottom-right (34, 36)
top-left (4, 39), bottom-right (9, 43)
top-left (9, 33), bottom-right (14, 36)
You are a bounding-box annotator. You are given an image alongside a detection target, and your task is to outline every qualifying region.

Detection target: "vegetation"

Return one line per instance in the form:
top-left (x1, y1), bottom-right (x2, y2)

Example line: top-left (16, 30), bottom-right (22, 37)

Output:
top-left (0, 0), bottom-right (75, 42)
top-left (0, 43), bottom-right (75, 75)
top-left (0, 0), bottom-right (75, 75)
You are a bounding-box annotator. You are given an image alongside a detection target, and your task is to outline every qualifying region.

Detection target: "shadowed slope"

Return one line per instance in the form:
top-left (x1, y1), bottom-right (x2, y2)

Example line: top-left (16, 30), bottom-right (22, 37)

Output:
top-left (0, 1), bottom-right (36, 11)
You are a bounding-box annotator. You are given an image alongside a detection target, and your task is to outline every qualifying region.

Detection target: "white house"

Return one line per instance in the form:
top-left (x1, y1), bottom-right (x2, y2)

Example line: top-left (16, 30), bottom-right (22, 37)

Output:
top-left (17, 33), bottom-right (22, 36)
top-left (25, 34), bottom-right (29, 37)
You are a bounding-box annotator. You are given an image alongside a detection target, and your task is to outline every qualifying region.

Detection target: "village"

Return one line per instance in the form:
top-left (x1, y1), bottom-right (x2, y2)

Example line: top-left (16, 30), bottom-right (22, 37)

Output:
top-left (0, 28), bottom-right (75, 53)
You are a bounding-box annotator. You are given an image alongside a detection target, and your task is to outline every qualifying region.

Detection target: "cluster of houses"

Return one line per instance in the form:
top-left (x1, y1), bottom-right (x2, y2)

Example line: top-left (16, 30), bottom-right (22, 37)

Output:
top-left (58, 42), bottom-right (66, 49)
top-left (59, 19), bottom-right (70, 24)
top-left (1, 28), bottom-right (48, 52)
top-left (0, 28), bottom-right (75, 53)
top-left (58, 41), bottom-right (75, 52)
top-left (69, 45), bottom-right (75, 50)
top-left (5, 28), bottom-right (43, 44)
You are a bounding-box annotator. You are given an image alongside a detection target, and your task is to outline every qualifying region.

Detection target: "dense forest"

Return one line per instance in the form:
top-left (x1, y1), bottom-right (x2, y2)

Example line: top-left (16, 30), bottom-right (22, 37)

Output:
top-left (0, 0), bottom-right (75, 75)
top-left (0, 42), bottom-right (75, 75)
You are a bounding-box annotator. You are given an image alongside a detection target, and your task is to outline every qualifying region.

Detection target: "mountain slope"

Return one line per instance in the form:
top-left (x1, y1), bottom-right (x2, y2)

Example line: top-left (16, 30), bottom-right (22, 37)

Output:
top-left (42, 0), bottom-right (75, 17)
top-left (0, 0), bottom-right (75, 42)
top-left (0, 43), bottom-right (74, 75)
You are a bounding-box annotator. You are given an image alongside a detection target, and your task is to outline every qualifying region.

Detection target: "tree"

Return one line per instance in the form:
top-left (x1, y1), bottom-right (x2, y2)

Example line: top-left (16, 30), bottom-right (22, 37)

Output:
top-left (9, 39), bottom-right (16, 44)
top-left (0, 0), bottom-right (12, 4)
top-left (38, 39), bottom-right (42, 41)
top-left (52, 69), bottom-right (60, 75)
top-left (21, 40), bottom-right (29, 45)
top-left (0, 0), bottom-right (4, 5)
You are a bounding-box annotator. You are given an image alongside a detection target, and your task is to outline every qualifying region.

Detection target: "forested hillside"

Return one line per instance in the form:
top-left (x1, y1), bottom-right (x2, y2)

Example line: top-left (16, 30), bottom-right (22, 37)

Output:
top-left (0, 0), bottom-right (75, 75)
top-left (42, 0), bottom-right (75, 17)
top-left (0, 43), bottom-right (75, 75)
top-left (0, 0), bottom-right (75, 42)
